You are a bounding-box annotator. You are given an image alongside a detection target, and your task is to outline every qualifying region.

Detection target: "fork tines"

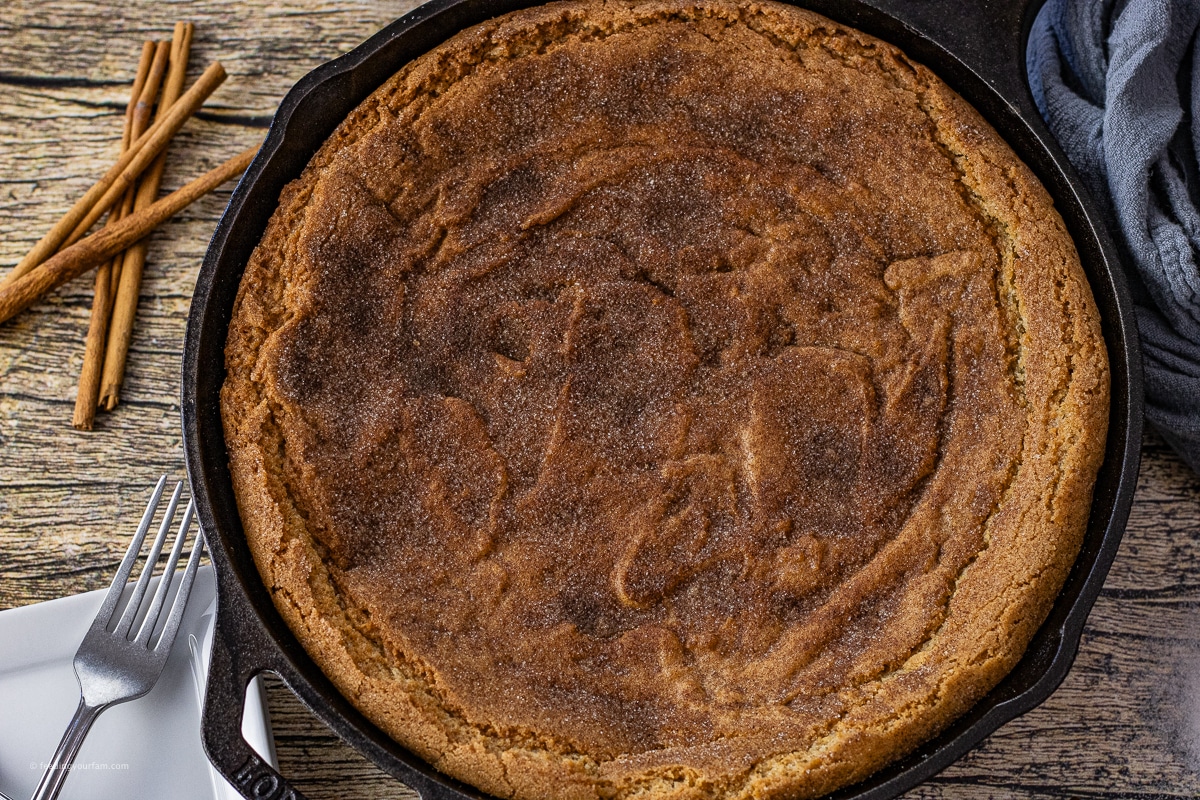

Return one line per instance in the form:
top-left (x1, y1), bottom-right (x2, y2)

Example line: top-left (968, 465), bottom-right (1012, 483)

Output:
top-left (94, 475), bottom-right (205, 648)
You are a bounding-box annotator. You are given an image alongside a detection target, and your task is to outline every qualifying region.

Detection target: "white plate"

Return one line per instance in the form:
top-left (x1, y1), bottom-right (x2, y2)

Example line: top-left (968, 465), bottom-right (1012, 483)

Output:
top-left (0, 566), bottom-right (275, 800)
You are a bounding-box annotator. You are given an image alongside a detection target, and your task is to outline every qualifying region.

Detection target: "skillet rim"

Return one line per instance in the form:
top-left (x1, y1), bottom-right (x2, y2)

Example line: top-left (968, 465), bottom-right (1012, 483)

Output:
top-left (182, 1), bottom-right (1144, 798)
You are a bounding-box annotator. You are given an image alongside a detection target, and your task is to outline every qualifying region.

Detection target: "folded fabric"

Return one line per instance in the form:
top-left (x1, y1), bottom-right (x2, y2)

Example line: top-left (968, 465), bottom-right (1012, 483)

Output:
top-left (1027, 0), bottom-right (1200, 473)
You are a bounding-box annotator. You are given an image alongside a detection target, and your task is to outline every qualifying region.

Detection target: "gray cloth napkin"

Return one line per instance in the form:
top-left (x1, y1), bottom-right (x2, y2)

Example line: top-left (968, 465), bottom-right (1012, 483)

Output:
top-left (1027, 0), bottom-right (1200, 473)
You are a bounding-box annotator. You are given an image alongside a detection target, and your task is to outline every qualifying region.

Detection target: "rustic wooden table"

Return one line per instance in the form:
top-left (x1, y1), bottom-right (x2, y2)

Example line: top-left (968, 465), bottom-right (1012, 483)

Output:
top-left (1, 2), bottom-right (1198, 799)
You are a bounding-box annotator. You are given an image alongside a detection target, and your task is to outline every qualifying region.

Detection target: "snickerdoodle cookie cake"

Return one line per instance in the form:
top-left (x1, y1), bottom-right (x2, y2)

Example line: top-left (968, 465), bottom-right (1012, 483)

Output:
top-left (220, 1), bottom-right (1110, 797)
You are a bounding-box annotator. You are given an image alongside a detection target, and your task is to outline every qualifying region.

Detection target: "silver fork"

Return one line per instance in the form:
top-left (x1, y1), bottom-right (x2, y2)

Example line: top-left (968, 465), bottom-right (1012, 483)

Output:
top-left (30, 476), bottom-right (205, 800)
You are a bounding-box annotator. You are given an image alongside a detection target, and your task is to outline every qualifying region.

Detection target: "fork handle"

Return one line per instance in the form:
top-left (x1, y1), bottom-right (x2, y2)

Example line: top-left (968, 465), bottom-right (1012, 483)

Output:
top-left (30, 698), bottom-right (104, 800)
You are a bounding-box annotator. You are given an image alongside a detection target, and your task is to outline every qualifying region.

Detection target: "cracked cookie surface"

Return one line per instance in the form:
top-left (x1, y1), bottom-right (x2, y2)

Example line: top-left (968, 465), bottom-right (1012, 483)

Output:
top-left (221, 1), bottom-right (1110, 798)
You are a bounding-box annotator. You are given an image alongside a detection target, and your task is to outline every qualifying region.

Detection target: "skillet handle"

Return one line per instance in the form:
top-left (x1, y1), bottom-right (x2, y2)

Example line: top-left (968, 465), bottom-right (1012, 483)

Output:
top-left (202, 586), bottom-right (309, 800)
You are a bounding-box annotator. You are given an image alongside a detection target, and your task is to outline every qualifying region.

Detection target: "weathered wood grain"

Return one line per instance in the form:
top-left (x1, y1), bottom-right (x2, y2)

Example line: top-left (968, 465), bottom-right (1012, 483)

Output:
top-left (1, 2), bottom-right (1198, 800)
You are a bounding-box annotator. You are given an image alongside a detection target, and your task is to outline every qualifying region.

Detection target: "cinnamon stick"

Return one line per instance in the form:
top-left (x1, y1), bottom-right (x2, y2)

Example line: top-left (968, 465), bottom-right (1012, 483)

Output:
top-left (105, 40), bottom-right (172, 298)
top-left (73, 41), bottom-right (159, 431)
top-left (108, 41), bottom-right (159, 298)
top-left (0, 145), bottom-right (259, 327)
top-left (61, 60), bottom-right (225, 248)
top-left (108, 194), bottom-right (135, 299)
top-left (100, 25), bottom-right (194, 412)
top-left (124, 44), bottom-right (157, 150)
top-left (0, 61), bottom-right (227, 287)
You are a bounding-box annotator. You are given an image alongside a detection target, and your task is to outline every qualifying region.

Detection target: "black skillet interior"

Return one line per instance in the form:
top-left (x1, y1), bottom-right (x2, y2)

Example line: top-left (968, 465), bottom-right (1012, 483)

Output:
top-left (183, 0), bottom-right (1143, 798)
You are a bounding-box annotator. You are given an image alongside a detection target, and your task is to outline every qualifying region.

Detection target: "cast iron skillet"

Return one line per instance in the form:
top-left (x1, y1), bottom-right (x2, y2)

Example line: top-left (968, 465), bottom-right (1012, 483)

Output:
top-left (183, 0), bottom-right (1144, 797)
